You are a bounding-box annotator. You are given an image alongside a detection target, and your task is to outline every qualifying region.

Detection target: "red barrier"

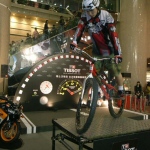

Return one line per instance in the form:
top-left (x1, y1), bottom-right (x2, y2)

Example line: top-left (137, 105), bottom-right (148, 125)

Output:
top-left (141, 97), bottom-right (147, 112)
top-left (124, 95), bottom-right (131, 109)
top-left (124, 95), bottom-right (146, 112)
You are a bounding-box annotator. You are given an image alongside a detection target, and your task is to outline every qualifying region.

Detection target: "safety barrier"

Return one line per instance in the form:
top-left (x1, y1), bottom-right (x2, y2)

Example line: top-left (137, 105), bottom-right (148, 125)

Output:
top-left (124, 94), bottom-right (147, 112)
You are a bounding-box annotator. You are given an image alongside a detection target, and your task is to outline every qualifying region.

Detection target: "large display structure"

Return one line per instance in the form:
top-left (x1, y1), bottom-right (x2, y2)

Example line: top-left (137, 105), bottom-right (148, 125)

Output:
top-left (13, 53), bottom-right (91, 111)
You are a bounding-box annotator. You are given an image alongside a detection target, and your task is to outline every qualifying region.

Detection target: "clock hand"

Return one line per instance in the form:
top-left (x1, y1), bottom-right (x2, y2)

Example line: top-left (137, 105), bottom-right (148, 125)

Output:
top-left (46, 84), bottom-right (49, 88)
top-left (66, 88), bottom-right (74, 95)
top-left (73, 89), bottom-right (82, 94)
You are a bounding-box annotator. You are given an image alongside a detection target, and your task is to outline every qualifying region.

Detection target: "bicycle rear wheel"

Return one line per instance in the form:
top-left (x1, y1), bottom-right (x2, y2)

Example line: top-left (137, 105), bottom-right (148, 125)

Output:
top-left (108, 81), bottom-right (125, 118)
top-left (76, 78), bottom-right (98, 134)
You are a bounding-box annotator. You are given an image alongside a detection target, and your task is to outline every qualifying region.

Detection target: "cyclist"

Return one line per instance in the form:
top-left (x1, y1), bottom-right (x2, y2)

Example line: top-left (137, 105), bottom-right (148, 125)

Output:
top-left (70, 0), bottom-right (124, 96)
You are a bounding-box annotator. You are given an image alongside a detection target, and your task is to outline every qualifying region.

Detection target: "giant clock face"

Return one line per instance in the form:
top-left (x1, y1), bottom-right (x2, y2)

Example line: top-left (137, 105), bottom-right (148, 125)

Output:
top-left (57, 79), bottom-right (82, 96)
top-left (40, 81), bottom-right (53, 94)
top-left (13, 53), bottom-right (91, 111)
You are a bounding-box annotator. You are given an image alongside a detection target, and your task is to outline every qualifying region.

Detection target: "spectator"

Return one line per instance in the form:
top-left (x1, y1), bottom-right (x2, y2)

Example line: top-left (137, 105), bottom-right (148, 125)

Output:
top-left (134, 81), bottom-right (143, 111)
top-left (9, 41), bottom-right (18, 72)
top-left (10, 41), bottom-right (17, 55)
top-left (26, 33), bottom-right (31, 38)
top-left (146, 82), bottom-right (150, 105)
top-left (32, 27), bottom-right (39, 44)
top-left (25, 33), bottom-right (32, 44)
top-left (51, 25), bottom-right (57, 36)
top-left (44, 20), bottom-right (49, 39)
top-left (58, 16), bottom-right (65, 33)
top-left (134, 81), bottom-right (143, 99)
top-left (52, 25), bottom-right (56, 31)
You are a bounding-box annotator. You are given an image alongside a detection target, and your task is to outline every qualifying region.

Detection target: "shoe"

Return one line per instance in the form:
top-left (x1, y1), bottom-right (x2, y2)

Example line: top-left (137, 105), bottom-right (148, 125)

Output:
top-left (117, 90), bottom-right (125, 97)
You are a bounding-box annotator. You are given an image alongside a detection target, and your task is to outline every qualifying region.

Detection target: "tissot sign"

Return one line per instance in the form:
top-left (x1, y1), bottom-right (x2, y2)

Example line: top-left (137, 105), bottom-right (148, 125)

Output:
top-left (14, 53), bottom-right (91, 111)
top-left (63, 66), bottom-right (81, 74)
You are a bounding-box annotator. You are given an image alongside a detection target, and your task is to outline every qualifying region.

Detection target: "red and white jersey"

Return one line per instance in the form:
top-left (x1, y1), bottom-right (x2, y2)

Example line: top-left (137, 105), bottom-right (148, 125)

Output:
top-left (73, 9), bottom-right (122, 56)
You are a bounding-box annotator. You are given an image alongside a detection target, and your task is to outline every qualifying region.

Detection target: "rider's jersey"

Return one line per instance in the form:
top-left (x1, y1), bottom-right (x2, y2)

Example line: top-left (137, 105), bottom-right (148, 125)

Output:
top-left (73, 9), bottom-right (122, 57)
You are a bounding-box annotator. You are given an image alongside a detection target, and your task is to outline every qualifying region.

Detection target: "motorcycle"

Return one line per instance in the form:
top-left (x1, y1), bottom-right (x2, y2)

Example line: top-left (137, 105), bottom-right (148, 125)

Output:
top-left (0, 96), bottom-right (23, 143)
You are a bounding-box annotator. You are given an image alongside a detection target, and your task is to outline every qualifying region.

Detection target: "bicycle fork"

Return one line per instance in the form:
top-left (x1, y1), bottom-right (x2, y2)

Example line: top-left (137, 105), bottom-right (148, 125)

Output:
top-left (95, 76), bottom-right (117, 101)
top-left (80, 73), bottom-right (93, 100)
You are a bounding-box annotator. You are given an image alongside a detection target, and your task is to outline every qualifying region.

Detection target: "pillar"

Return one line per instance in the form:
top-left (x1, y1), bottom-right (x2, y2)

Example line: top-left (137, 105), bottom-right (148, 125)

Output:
top-left (0, 0), bottom-right (11, 94)
top-left (119, 0), bottom-right (148, 92)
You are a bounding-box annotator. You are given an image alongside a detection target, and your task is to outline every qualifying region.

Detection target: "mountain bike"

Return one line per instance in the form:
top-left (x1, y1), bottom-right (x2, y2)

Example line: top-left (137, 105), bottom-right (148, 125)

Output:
top-left (74, 48), bottom-right (125, 134)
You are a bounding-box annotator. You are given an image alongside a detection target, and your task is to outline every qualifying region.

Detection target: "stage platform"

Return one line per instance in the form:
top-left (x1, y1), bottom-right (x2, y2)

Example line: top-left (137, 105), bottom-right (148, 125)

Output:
top-left (20, 107), bottom-right (150, 135)
top-left (52, 116), bottom-right (150, 150)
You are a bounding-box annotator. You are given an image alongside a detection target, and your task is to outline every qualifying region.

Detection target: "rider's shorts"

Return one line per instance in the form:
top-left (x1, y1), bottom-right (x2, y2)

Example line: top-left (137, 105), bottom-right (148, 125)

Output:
top-left (94, 55), bottom-right (121, 77)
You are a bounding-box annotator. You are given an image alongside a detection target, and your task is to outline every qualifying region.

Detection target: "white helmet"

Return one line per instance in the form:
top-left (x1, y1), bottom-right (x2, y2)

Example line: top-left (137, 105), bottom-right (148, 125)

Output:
top-left (82, 0), bottom-right (100, 11)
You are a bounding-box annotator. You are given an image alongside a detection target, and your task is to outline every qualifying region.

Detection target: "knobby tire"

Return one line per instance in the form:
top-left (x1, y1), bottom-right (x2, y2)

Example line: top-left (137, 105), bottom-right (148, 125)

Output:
top-left (76, 78), bottom-right (98, 134)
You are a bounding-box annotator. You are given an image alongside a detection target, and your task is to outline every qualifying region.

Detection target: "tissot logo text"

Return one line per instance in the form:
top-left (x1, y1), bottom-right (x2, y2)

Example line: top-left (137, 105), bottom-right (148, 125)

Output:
top-left (64, 65), bottom-right (81, 74)
top-left (64, 68), bottom-right (81, 73)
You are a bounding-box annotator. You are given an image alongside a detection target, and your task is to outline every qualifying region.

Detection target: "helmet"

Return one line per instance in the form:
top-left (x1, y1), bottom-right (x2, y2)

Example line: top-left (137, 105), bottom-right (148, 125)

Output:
top-left (82, 0), bottom-right (100, 11)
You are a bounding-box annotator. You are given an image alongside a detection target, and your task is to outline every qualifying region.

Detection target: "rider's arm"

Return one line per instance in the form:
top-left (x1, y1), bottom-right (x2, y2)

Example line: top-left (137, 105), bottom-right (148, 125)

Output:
top-left (105, 12), bottom-right (122, 56)
top-left (73, 16), bottom-right (86, 44)
top-left (107, 23), bottom-right (122, 56)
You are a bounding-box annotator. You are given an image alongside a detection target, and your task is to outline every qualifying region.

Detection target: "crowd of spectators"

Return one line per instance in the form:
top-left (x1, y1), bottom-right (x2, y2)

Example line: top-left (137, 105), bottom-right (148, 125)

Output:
top-left (9, 15), bottom-right (79, 59)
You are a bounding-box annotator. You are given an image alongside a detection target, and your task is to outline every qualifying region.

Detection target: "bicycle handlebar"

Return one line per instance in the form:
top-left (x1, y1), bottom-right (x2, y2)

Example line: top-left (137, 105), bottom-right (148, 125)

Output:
top-left (74, 47), bottom-right (114, 62)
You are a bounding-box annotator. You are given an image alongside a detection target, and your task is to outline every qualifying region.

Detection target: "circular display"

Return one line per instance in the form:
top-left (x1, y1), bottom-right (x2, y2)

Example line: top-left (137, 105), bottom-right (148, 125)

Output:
top-left (40, 96), bottom-right (48, 105)
top-left (40, 81), bottom-right (53, 94)
top-left (57, 79), bottom-right (82, 96)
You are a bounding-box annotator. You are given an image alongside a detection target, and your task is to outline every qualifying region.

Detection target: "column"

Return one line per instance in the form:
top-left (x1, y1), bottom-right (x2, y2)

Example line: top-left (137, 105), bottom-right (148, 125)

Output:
top-left (119, 0), bottom-right (148, 92)
top-left (0, 0), bottom-right (11, 94)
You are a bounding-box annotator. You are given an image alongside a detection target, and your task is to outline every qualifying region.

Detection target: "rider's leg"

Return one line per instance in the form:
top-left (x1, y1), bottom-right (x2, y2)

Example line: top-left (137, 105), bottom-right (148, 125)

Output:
top-left (115, 73), bottom-right (123, 88)
top-left (108, 62), bottom-right (124, 95)
top-left (115, 73), bottom-right (124, 95)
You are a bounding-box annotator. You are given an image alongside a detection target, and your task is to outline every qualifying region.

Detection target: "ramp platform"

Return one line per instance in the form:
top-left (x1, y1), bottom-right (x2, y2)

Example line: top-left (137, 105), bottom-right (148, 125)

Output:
top-left (52, 116), bottom-right (150, 150)
top-left (20, 107), bottom-right (149, 135)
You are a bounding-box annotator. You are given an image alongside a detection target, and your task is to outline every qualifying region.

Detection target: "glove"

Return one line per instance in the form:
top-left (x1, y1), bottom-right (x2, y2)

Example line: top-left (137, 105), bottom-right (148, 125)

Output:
top-left (70, 41), bottom-right (77, 51)
top-left (114, 55), bottom-right (122, 64)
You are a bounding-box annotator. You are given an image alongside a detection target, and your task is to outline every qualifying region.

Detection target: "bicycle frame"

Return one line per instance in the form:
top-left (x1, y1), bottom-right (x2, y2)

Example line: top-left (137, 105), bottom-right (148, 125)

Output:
top-left (80, 65), bottom-right (117, 102)
top-left (75, 48), bottom-right (117, 102)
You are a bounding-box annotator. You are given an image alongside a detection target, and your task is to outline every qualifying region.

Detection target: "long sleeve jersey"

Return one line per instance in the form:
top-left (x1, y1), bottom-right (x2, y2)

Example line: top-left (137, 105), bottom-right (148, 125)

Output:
top-left (73, 9), bottom-right (122, 57)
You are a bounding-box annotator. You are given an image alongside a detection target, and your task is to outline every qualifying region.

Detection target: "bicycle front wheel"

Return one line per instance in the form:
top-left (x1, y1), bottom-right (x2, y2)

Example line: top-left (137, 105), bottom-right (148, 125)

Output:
top-left (108, 81), bottom-right (125, 118)
top-left (76, 78), bottom-right (98, 134)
